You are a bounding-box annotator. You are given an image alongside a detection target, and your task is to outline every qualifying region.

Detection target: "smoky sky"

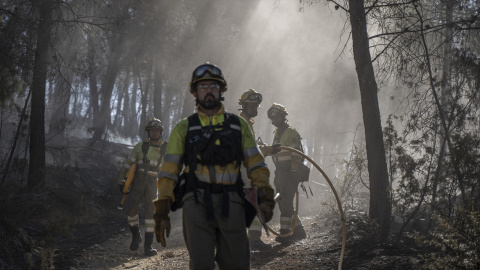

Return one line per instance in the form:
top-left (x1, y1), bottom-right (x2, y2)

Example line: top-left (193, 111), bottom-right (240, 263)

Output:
top-left (159, 1), bottom-right (369, 214)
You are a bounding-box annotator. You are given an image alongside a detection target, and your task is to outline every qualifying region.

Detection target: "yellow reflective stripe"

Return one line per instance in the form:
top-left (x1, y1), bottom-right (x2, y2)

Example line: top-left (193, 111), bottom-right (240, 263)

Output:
top-left (244, 146), bottom-right (260, 158)
top-left (128, 214), bottom-right (139, 226)
top-left (145, 219), bottom-right (155, 232)
top-left (159, 171), bottom-right (179, 181)
top-left (276, 156), bottom-right (292, 161)
top-left (247, 161), bottom-right (268, 176)
top-left (195, 171), bottom-right (238, 184)
top-left (164, 154), bottom-right (182, 164)
top-left (280, 216), bottom-right (292, 230)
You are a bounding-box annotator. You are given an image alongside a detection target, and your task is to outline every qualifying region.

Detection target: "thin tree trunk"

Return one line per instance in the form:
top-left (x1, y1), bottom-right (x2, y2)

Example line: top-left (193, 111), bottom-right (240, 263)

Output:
top-left (137, 63), bottom-right (153, 138)
top-left (28, 0), bottom-right (53, 192)
top-left (1, 90), bottom-right (32, 187)
top-left (349, 0), bottom-right (391, 242)
top-left (91, 34), bottom-right (122, 141)
top-left (431, 0), bottom-right (453, 207)
top-left (87, 32), bottom-right (100, 132)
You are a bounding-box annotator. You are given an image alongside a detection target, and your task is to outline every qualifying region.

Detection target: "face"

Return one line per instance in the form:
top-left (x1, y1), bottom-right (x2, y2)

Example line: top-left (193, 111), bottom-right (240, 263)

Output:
top-left (270, 114), bottom-right (285, 127)
top-left (148, 128), bottom-right (162, 141)
top-left (193, 80), bottom-right (221, 110)
top-left (244, 102), bottom-right (259, 118)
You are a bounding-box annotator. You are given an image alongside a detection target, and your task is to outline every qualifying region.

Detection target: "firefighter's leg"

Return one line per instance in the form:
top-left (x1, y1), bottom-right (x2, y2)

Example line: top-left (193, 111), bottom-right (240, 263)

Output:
top-left (215, 192), bottom-right (250, 270)
top-left (127, 175), bottom-right (145, 251)
top-left (274, 172), bottom-right (296, 243)
top-left (143, 177), bottom-right (157, 256)
top-left (182, 194), bottom-right (217, 270)
top-left (248, 217), bottom-right (270, 250)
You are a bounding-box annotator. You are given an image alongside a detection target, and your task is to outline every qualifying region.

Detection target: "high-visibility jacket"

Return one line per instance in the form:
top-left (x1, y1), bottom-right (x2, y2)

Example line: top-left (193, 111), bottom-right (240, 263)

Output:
top-left (118, 139), bottom-right (165, 183)
top-left (240, 111), bottom-right (272, 157)
top-left (157, 103), bottom-right (271, 202)
top-left (271, 123), bottom-right (303, 171)
top-left (240, 111), bottom-right (255, 137)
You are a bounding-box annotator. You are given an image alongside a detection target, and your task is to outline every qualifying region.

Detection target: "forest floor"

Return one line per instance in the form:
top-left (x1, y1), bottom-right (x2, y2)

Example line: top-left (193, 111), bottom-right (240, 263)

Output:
top-left (55, 206), bottom-right (419, 270)
top-left (0, 138), bottom-right (427, 269)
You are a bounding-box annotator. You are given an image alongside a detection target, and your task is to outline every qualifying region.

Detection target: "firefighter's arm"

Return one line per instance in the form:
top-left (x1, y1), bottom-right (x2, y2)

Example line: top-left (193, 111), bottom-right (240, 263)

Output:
top-left (284, 129), bottom-right (303, 171)
top-left (156, 120), bottom-right (187, 201)
top-left (239, 117), bottom-right (275, 222)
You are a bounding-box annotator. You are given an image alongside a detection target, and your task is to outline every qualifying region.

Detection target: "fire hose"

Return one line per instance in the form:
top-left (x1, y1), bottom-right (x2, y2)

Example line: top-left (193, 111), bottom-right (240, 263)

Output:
top-left (266, 146), bottom-right (346, 270)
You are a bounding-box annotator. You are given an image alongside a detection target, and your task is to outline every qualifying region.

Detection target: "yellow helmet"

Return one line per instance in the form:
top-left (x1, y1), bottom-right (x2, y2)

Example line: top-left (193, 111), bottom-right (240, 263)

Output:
top-left (238, 89), bottom-right (262, 105)
top-left (267, 103), bottom-right (288, 119)
top-left (145, 117), bottom-right (164, 132)
top-left (189, 62), bottom-right (227, 94)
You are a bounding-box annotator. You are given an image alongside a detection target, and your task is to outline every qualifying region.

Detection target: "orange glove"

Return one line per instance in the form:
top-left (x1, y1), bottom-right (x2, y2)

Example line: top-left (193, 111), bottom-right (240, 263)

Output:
top-left (153, 199), bottom-right (171, 247)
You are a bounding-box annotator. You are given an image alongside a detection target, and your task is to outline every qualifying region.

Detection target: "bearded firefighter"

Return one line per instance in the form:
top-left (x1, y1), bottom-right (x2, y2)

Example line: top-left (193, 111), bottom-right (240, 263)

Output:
top-left (117, 118), bottom-right (166, 256)
top-left (153, 63), bottom-right (275, 269)
top-left (267, 103), bottom-right (307, 243)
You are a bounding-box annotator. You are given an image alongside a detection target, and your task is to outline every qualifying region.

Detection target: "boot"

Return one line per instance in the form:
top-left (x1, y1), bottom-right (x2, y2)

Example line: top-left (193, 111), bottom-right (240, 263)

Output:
top-left (291, 224), bottom-right (307, 241)
top-left (144, 232), bottom-right (158, 256)
top-left (291, 217), bottom-right (307, 241)
top-left (129, 225), bottom-right (142, 251)
top-left (275, 229), bottom-right (292, 244)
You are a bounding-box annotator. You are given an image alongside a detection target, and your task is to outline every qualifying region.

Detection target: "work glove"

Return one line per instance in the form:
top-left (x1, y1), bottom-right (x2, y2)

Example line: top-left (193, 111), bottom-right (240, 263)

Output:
top-left (271, 144), bottom-right (281, 155)
top-left (153, 199), bottom-right (171, 247)
top-left (257, 186), bottom-right (275, 223)
top-left (119, 177), bottom-right (127, 193)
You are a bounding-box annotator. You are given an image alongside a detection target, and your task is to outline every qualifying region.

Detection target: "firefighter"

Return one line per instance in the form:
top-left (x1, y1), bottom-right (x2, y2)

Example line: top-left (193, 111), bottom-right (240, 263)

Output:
top-left (117, 118), bottom-right (166, 256)
top-left (267, 103), bottom-right (307, 243)
top-left (153, 63), bottom-right (275, 269)
top-left (238, 89), bottom-right (276, 250)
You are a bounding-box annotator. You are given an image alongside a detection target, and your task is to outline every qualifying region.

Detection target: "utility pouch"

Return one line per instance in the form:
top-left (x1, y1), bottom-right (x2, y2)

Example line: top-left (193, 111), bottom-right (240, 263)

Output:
top-left (170, 174), bottom-right (187, 212)
top-left (297, 162), bottom-right (310, 183)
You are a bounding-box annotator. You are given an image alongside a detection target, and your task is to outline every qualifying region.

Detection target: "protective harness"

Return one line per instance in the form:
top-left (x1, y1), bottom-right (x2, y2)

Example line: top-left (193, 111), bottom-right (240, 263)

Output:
top-left (173, 113), bottom-right (253, 223)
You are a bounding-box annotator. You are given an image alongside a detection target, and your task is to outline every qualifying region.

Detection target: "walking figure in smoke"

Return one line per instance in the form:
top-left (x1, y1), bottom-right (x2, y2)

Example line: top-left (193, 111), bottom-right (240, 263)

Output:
top-left (238, 89), bottom-right (280, 250)
top-left (267, 103), bottom-right (307, 244)
top-left (117, 118), bottom-right (167, 256)
top-left (153, 62), bottom-right (275, 269)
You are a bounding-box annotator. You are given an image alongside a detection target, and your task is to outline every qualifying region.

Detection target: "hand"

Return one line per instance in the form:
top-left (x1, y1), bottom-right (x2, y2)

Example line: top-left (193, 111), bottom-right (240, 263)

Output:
top-left (257, 186), bottom-right (275, 223)
top-left (259, 201), bottom-right (274, 223)
top-left (271, 144), bottom-right (281, 155)
top-left (153, 200), bottom-right (171, 247)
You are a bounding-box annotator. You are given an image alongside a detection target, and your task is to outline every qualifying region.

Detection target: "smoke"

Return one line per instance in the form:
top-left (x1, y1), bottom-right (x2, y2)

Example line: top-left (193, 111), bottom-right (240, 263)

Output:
top-left (155, 0), bottom-right (389, 215)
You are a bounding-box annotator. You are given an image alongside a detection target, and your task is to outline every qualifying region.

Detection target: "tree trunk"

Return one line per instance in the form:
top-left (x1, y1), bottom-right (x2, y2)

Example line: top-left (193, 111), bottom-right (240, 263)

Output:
top-left (28, 0), bottom-right (53, 192)
top-left (91, 33), bottom-right (122, 141)
top-left (46, 65), bottom-right (74, 144)
top-left (87, 32), bottom-right (100, 132)
top-left (137, 63), bottom-right (153, 138)
top-left (348, 0), bottom-right (391, 241)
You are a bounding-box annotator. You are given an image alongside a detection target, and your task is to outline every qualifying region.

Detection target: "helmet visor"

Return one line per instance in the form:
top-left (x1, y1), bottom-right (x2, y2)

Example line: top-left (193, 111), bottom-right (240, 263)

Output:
top-left (268, 107), bottom-right (283, 118)
top-left (245, 92), bottom-right (262, 103)
top-left (146, 120), bottom-right (163, 130)
top-left (192, 64), bottom-right (223, 81)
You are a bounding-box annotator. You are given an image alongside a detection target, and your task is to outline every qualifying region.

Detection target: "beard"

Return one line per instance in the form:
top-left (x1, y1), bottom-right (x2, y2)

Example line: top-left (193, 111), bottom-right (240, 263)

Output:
top-left (246, 110), bottom-right (258, 118)
top-left (197, 94), bottom-right (221, 110)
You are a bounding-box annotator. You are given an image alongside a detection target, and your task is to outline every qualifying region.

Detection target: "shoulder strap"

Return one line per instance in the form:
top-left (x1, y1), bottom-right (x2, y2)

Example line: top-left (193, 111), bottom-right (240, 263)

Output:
top-left (142, 141), bottom-right (149, 164)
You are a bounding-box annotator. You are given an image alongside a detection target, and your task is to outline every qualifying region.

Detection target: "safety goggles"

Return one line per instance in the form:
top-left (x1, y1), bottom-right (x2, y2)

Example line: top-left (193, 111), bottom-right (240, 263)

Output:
top-left (197, 83), bottom-right (220, 90)
top-left (268, 107), bottom-right (283, 117)
top-left (147, 120), bottom-right (163, 129)
top-left (192, 64), bottom-right (223, 80)
top-left (245, 92), bottom-right (262, 103)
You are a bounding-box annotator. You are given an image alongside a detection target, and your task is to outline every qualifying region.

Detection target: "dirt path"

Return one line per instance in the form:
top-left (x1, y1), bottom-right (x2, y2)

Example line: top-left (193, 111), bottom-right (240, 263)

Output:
top-left (69, 213), bottom-right (344, 270)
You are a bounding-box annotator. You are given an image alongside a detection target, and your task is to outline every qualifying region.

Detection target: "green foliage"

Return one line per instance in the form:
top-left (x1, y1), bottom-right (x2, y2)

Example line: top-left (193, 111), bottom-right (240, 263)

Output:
top-left (415, 209), bottom-right (480, 269)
